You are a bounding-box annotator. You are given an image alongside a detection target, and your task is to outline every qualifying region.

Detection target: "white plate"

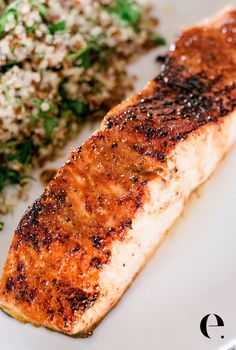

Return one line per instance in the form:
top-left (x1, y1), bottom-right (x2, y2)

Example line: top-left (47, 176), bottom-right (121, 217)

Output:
top-left (0, 1), bottom-right (236, 349)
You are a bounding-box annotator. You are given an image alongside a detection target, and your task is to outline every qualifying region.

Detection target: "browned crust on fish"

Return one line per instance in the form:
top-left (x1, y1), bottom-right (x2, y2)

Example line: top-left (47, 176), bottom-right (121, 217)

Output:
top-left (0, 7), bottom-right (236, 335)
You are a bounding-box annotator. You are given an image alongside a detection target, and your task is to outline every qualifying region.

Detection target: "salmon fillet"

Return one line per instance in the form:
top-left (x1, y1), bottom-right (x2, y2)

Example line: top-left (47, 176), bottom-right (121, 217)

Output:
top-left (0, 7), bottom-right (236, 336)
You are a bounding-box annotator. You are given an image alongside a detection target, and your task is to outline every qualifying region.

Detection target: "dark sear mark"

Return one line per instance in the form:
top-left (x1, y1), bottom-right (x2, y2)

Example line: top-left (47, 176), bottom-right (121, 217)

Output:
top-left (90, 257), bottom-right (103, 269)
top-left (107, 58), bottom-right (236, 162)
top-left (91, 235), bottom-right (103, 249)
top-left (5, 278), bottom-right (14, 292)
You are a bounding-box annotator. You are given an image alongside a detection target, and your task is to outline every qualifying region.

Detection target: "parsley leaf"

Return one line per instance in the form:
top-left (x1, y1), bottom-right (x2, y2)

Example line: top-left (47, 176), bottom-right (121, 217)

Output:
top-left (69, 34), bottom-right (105, 68)
top-left (149, 34), bottom-right (166, 46)
top-left (26, 22), bottom-right (40, 33)
top-left (44, 117), bottom-right (59, 138)
top-left (0, 140), bottom-right (19, 153)
top-left (59, 81), bottom-right (90, 122)
top-left (0, 222), bottom-right (4, 231)
top-left (107, 0), bottom-right (141, 31)
top-left (61, 98), bottom-right (90, 122)
top-left (48, 20), bottom-right (66, 35)
top-left (33, 98), bottom-right (42, 108)
top-left (7, 139), bottom-right (33, 167)
top-left (0, 166), bottom-right (22, 192)
top-left (30, 0), bottom-right (47, 17)
top-left (66, 100), bottom-right (89, 121)
top-left (0, 2), bottom-right (18, 35)
top-left (31, 99), bottom-right (59, 138)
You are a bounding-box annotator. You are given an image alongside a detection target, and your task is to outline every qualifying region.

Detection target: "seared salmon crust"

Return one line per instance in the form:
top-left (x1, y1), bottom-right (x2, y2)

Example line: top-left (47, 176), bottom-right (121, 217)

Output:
top-left (0, 7), bottom-right (236, 336)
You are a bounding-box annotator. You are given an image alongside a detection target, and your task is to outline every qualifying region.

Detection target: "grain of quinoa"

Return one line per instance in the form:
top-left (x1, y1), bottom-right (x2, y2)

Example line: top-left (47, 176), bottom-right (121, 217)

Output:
top-left (0, 0), bottom-right (165, 214)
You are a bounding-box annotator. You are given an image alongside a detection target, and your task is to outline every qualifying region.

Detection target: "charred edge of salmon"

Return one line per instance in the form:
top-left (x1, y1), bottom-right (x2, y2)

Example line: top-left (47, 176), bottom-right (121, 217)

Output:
top-left (103, 56), bottom-right (236, 164)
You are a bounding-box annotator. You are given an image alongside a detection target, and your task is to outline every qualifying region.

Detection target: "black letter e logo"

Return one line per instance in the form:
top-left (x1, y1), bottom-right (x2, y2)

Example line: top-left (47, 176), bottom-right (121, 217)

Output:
top-left (200, 314), bottom-right (224, 339)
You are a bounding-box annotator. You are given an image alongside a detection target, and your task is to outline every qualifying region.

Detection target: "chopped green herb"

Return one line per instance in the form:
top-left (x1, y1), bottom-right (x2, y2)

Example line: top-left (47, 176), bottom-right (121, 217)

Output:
top-left (0, 140), bottom-right (19, 153)
top-left (36, 53), bottom-right (45, 60)
top-left (0, 166), bottom-right (22, 192)
top-left (59, 81), bottom-right (90, 122)
top-left (107, 0), bottom-right (141, 31)
top-left (48, 20), bottom-right (66, 35)
top-left (29, 114), bottom-right (39, 125)
top-left (69, 47), bottom-right (94, 68)
top-left (90, 81), bottom-right (103, 93)
top-left (2, 84), bottom-right (9, 100)
top-left (7, 139), bottom-right (33, 167)
top-left (26, 23), bottom-right (40, 33)
top-left (38, 3), bottom-right (47, 17)
top-left (33, 98), bottom-right (43, 109)
top-left (0, 222), bottom-right (4, 231)
top-left (30, 100), bottom-right (59, 137)
top-left (48, 102), bottom-right (57, 113)
top-left (61, 98), bottom-right (90, 122)
top-left (61, 109), bottom-right (73, 119)
top-left (43, 116), bottom-right (59, 138)
top-left (149, 34), bottom-right (166, 46)
top-left (69, 34), bottom-right (105, 68)
top-left (30, 0), bottom-right (47, 17)
top-left (68, 100), bottom-right (89, 119)
top-left (0, 1), bottom-right (19, 35)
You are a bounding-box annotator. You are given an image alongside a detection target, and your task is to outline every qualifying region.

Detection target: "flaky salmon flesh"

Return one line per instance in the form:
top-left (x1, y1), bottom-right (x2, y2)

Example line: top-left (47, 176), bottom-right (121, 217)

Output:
top-left (0, 7), bottom-right (236, 337)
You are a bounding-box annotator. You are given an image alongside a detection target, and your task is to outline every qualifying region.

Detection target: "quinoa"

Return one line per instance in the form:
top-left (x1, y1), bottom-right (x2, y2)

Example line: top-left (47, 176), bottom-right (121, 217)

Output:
top-left (0, 0), bottom-right (165, 214)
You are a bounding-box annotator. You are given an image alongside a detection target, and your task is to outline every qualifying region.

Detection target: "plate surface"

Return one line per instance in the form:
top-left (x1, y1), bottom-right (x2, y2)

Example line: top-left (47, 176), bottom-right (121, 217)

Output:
top-left (0, 1), bottom-right (235, 349)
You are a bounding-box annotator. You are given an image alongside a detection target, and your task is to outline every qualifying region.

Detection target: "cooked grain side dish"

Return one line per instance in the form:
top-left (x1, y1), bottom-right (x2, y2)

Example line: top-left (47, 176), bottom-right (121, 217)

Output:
top-left (0, 0), bottom-right (164, 216)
